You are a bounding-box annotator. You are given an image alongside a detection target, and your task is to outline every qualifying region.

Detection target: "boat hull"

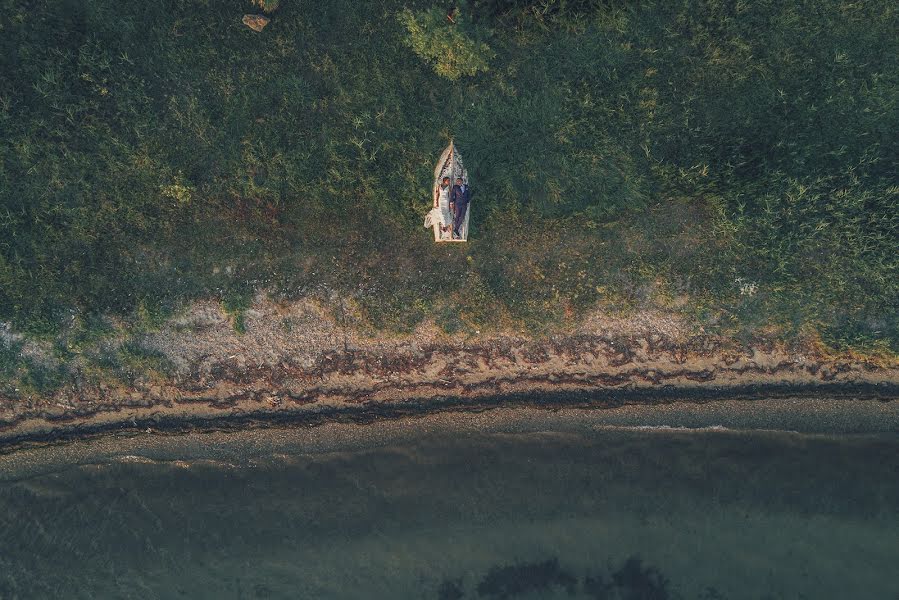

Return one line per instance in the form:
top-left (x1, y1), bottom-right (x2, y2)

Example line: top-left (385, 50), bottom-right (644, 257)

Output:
top-left (429, 142), bottom-right (470, 242)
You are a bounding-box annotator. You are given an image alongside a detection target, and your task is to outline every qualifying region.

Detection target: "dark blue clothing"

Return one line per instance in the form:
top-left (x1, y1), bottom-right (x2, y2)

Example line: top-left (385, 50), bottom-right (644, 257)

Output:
top-left (451, 184), bottom-right (471, 207)
top-left (451, 184), bottom-right (470, 237)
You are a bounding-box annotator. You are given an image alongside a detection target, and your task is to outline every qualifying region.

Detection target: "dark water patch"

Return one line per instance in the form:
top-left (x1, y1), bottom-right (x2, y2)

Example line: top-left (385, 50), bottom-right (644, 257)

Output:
top-left (609, 557), bottom-right (671, 600)
top-left (1, 424), bottom-right (897, 598)
top-left (476, 558), bottom-right (578, 598)
top-left (437, 554), bottom-right (708, 599)
top-left (440, 579), bottom-right (467, 600)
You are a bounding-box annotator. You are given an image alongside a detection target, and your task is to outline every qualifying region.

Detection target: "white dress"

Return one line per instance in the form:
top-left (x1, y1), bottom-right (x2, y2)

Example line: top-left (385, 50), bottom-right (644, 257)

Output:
top-left (437, 185), bottom-right (452, 230)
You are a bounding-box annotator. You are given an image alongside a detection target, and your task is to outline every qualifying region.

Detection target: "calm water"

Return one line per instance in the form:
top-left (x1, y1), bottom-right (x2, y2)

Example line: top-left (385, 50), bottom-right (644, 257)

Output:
top-left (1, 405), bottom-right (897, 599)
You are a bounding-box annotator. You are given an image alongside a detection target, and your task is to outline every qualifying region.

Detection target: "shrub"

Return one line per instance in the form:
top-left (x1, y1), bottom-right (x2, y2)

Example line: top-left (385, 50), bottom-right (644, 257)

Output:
top-left (251, 0), bottom-right (281, 13)
top-left (398, 6), bottom-right (494, 80)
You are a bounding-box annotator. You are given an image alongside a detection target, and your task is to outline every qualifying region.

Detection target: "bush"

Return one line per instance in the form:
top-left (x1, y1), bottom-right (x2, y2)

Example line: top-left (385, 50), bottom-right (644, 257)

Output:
top-left (251, 0), bottom-right (280, 13)
top-left (398, 6), bottom-right (494, 80)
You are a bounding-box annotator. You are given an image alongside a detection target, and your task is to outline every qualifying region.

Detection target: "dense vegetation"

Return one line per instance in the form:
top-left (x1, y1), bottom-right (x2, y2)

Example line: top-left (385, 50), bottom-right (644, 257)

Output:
top-left (1, 0), bottom-right (897, 390)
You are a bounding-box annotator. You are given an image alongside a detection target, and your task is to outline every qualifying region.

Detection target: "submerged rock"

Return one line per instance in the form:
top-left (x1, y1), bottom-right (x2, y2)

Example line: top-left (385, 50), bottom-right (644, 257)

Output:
top-left (242, 14), bottom-right (270, 32)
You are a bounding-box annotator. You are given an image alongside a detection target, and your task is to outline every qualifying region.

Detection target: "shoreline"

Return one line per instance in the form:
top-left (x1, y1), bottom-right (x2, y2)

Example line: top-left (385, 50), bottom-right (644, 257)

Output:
top-left (1, 382), bottom-right (896, 454)
top-left (2, 299), bottom-right (897, 453)
top-left (2, 393), bottom-right (898, 484)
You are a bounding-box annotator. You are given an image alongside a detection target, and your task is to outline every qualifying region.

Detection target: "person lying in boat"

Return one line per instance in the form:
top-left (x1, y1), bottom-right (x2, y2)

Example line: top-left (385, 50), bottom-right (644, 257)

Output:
top-left (450, 177), bottom-right (470, 239)
top-left (434, 176), bottom-right (453, 238)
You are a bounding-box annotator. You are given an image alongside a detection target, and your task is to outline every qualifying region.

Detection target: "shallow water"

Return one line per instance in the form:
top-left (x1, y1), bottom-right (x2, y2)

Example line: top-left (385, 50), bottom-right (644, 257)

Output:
top-left (1, 403), bottom-right (897, 599)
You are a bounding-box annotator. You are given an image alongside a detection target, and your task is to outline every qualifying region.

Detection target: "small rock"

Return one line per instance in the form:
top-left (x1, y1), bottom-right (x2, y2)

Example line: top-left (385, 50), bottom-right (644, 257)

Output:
top-left (242, 14), bottom-right (270, 32)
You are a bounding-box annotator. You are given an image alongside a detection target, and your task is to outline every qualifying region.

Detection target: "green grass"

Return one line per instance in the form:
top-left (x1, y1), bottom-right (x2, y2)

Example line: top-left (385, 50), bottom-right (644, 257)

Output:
top-left (116, 339), bottom-right (173, 383)
top-left (0, 0), bottom-right (897, 395)
top-left (0, 338), bottom-right (25, 384)
top-left (222, 288), bottom-right (254, 334)
top-left (1, 340), bottom-right (68, 396)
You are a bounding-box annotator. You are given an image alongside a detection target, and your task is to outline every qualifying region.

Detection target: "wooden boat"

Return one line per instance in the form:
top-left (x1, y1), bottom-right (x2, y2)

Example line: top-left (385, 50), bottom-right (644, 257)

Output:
top-left (424, 141), bottom-right (470, 242)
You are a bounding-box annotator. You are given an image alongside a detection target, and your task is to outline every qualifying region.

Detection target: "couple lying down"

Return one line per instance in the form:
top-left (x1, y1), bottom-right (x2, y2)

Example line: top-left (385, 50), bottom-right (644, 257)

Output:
top-left (434, 176), bottom-right (471, 240)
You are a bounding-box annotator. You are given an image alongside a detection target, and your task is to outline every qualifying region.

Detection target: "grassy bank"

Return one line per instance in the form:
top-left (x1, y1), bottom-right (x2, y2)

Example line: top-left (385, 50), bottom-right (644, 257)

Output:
top-left (1, 0), bottom-right (897, 393)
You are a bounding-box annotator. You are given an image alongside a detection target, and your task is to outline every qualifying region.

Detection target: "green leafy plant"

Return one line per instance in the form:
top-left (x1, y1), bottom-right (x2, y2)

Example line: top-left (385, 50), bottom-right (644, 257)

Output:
top-left (398, 6), bottom-right (494, 80)
top-left (252, 0), bottom-right (280, 13)
top-left (160, 172), bottom-right (194, 204)
top-left (223, 289), bottom-right (254, 334)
